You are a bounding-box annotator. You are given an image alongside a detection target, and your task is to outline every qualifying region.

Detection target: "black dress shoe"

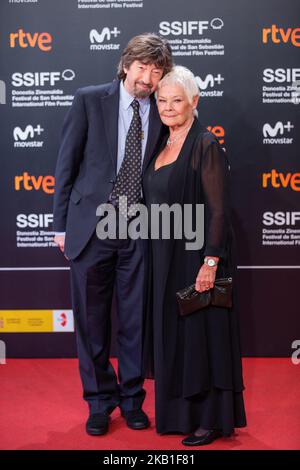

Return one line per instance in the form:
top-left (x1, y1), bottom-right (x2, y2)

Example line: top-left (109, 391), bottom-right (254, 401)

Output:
top-left (182, 429), bottom-right (223, 446)
top-left (121, 409), bottom-right (150, 430)
top-left (86, 412), bottom-right (110, 436)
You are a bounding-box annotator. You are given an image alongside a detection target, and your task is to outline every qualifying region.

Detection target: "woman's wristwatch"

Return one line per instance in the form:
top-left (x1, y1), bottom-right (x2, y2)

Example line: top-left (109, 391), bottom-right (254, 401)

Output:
top-left (204, 257), bottom-right (218, 267)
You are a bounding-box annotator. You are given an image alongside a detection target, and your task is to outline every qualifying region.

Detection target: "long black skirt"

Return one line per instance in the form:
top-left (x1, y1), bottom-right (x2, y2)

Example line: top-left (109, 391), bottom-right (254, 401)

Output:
top-left (150, 238), bottom-right (247, 436)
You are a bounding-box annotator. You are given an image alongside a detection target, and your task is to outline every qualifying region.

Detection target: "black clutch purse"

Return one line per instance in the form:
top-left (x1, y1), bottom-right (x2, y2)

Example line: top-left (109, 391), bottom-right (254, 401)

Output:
top-left (176, 277), bottom-right (233, 316)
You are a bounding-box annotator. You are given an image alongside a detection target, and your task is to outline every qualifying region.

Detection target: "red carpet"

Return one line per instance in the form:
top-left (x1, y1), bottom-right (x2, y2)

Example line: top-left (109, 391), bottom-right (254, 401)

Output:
top-left (0, 358), bottom-right (299, 450)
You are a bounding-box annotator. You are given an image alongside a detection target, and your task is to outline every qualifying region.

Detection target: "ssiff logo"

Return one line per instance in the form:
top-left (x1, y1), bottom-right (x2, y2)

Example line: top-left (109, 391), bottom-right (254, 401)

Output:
top-left (10, 29), bottom-right (52, 51)
top-left (12, 69), bottom-right (75, 87)
top-left (263, 68), bottom-right (300, 83)
top-left (262, 121), bottom-right (294, 144)
top-left (90, 27), bottom-right (121, 50)
top-left (159, 18), bottom-right (224, 36)
top-left (16, 213), bottom-right (53, 229)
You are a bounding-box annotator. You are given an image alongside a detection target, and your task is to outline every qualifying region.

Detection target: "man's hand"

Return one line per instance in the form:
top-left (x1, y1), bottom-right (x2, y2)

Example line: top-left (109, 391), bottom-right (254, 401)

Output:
top-left (54, 234), bottom-right (69, 260)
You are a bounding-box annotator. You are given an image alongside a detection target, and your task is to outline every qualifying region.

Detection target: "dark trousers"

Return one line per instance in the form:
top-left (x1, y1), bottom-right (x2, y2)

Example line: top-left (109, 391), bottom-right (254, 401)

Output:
top-left (69, 231), bottom-right (146, 415)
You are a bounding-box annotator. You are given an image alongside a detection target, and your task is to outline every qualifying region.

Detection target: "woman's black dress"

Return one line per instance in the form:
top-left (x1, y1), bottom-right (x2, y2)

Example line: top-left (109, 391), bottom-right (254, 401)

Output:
top-left (143, 121), bottom-right (247, 436)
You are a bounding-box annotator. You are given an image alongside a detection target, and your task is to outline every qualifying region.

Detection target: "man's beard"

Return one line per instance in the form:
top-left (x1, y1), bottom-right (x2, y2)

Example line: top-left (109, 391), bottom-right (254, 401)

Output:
top-left (134, 81), bottom-right (152, 98)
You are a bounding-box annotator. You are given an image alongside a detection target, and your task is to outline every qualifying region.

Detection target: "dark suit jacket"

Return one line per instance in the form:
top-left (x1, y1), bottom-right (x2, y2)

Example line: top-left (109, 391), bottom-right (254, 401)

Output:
top-left (53, 79), bottom-right (165, 259)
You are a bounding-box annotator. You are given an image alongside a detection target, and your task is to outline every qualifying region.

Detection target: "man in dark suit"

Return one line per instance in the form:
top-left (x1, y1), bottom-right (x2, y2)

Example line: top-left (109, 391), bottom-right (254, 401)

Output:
top-left (53, 33), bottom-right (172, 436)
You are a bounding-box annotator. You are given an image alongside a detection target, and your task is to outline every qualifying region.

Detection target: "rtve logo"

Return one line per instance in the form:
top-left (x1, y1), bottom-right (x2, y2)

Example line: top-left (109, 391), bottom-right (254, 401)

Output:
top-left (14, 172), bottom-right (55, 194)
top-left (262, 25), bottom-right (300, 47)
top-left (90, 27), bottom-right (121, 43)
top-left (262, 170), bottom-right (300, 191)
top-left (195, 74), bottom-right (224, 90)
top-left (10, 29), bottom-right (52, 51)
top-left (207, 125), bottom-right (225, 145)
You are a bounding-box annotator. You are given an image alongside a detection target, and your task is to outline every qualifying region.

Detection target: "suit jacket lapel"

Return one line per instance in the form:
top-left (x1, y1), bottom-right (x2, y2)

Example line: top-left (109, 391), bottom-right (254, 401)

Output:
top-left (101, 80), bottom-right (120, 174)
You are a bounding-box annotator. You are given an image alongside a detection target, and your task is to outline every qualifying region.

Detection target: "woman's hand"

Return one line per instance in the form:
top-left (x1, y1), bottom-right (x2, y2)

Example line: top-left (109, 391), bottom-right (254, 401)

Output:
top-left (195, 261), bottom-right (218, 292)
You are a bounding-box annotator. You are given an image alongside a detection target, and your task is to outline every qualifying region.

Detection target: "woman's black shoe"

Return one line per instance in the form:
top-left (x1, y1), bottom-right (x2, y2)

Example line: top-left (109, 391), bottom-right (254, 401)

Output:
top-left (182, 429), bottom-right (223, 446)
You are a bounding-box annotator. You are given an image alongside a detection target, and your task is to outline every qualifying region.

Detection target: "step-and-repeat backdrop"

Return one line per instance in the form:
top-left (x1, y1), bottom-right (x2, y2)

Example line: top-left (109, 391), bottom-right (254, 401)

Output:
top-left (0, 0), bottom-right (299, 358)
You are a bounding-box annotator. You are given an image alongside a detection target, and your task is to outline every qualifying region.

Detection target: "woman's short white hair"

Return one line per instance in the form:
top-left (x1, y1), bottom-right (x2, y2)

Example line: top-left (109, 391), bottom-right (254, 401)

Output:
top-left (155, 65), bottom-right (200, 117)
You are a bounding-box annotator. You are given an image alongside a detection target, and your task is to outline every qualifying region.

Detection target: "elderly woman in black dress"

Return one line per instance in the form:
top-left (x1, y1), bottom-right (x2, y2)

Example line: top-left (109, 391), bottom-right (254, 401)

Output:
top-left (142, 66), bottom-right (247, 446)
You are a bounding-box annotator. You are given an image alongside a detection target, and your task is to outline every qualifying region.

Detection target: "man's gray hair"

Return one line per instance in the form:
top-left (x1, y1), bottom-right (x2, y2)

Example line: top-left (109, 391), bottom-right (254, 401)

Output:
top-left (156, 65), bottom-right (200, 116)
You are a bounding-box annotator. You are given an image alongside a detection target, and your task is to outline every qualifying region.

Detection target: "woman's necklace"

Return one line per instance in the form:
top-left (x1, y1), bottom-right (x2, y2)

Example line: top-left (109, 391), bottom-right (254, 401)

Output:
top-left (166, 120), bottom-right (194, 146)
